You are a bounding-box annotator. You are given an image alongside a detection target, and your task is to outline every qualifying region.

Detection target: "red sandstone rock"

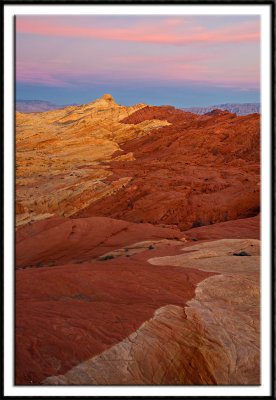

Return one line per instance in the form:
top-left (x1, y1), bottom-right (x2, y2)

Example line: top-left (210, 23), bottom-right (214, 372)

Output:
top-left (16, 258), bottom-right (212, 384)
top-left (182, 214), bottom-right (260, 240)
top-left (16, 215), bottom-right (259, 384)
top-left (43, 238), bottom-right (260, 386)
top-left (76, 106), bottom-right (260, 230)
top-left (16, 216), bottom-right (183, 269)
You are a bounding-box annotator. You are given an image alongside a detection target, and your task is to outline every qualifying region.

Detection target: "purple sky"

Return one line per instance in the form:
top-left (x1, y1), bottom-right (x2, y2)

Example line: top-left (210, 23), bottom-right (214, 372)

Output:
top-left (16, 15), bottom-right (260, 107)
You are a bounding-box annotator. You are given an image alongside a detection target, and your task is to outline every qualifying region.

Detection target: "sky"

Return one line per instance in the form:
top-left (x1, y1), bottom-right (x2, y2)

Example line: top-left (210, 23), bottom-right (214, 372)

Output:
top-left (16, 15), bottom-right (260, 107)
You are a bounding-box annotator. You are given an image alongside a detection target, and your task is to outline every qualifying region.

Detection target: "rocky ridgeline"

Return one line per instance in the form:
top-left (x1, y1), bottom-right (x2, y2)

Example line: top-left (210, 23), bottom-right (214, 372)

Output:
top-left (76, 104), bottom-right (260, 230)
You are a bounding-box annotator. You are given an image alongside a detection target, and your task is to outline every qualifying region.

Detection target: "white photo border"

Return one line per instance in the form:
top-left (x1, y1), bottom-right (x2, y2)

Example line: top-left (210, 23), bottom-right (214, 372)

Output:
top-left (3, 1), bottom-right (274, 398)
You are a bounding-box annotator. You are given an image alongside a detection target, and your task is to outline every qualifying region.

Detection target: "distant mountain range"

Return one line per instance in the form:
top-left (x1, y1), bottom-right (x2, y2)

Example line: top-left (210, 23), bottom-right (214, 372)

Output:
top-left (16, 100), bottom-right (260, 116)
top-left (182, 103), bottom-right (260, 116)
top-left (16, 100), bottom-right (75, 113)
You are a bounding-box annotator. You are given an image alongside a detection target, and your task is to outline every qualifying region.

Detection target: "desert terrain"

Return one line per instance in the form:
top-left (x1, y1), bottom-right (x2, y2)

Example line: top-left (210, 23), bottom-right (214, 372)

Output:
top-left (16, 94), bottom-right (260, 385)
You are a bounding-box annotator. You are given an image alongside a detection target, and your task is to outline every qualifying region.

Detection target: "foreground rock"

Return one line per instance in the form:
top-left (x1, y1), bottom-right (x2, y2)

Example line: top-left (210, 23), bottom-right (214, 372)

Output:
top-left (44, 238), bottom-right (260, 385)
top-left (16, 257), bottom-right (212, 384)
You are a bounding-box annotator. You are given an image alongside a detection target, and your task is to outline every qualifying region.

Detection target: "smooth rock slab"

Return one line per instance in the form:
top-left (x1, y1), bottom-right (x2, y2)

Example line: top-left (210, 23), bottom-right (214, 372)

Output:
top-left (44, 239), bottom-right (260, 385)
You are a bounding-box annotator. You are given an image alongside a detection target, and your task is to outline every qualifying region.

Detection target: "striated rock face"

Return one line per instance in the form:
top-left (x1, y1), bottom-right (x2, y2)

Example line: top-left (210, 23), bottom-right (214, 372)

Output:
top-left (16, 99), bottom-right (259, 230)
top-left (16, 95), bottom-right (169, 226)
top-left (43, 238), bottom-right (260, 385)
top-left (76, 105), bottom-right (260, 230)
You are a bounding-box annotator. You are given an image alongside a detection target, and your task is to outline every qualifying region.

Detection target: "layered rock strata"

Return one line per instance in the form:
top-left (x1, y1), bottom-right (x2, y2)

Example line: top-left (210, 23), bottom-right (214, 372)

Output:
top-left (76, 106), bottom-right (260, 230)
top-left (16, 98), bottom-right (260, 230)
top-left (16, 95), bottom-right (169, 226)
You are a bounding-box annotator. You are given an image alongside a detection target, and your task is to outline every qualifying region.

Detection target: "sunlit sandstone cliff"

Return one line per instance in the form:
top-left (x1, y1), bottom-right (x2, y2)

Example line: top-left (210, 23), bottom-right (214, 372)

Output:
top-left (16, 94), bottom-right (170, 226)
top-left (16, 95), bottom-right (260, 230)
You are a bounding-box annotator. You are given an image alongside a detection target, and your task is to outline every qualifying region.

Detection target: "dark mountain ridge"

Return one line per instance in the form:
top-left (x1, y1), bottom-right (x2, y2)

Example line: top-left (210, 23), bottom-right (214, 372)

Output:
top-left (183, 103), bottom-right (260, 116)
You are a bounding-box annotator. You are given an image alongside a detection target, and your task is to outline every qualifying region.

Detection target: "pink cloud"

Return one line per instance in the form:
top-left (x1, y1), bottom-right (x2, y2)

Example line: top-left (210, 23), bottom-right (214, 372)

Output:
top-left (16, 54), bottom-right (258, 89)
top-left (16, 17), bottom-right (259, 45)
top-left (16, 17), bottom-right (260, 89)
top-left (17, 34), bottom-right (259, 87)
top-left (17, 69), bottom-right (73, 87)
top-left (15, 53), bottom-right (213, 87)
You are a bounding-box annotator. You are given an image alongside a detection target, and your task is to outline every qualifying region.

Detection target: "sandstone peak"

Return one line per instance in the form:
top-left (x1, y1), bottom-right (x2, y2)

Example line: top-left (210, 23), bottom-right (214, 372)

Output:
top-left (101, 93), bottom-right (115, 102)
top-left (90, 93), bottom-right (117, 108)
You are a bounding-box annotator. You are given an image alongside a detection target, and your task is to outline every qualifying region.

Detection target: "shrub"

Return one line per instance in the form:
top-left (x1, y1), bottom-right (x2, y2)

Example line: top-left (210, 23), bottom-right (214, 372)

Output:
top-left (233, 251), bottom-right (251, 257)
top-left (192, 219), bottom-right (204, 228)
top-left (100, 254), bottom-right (114, 261)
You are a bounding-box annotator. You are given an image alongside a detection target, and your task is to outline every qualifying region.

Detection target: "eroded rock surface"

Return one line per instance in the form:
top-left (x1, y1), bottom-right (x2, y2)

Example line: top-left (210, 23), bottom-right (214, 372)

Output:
top-left (16, 216), bottom-right (183, 269)
top-left (182, 214), bottom-right (260, 241)
top-left (17, 99), bottom-right (260, 230)
top-left (16, 255), bottom-right (212, 384)
top-left (44, 239), bottom-right (260, 385)
top-left (16, 95), bottom-right (169, 226)
top-left (76, 106), bottom-right (260, 229)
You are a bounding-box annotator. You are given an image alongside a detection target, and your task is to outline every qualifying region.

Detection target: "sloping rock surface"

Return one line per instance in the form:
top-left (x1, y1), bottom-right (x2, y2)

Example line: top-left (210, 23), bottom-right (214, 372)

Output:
top-left (16, 95), bottom-right (169, 226)
top-left (76, 106), bottom-right (260, 230)
top-left (43, 238), bottom-right (260, 385)
top-left (17, 99), bottom-right (260, 230)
